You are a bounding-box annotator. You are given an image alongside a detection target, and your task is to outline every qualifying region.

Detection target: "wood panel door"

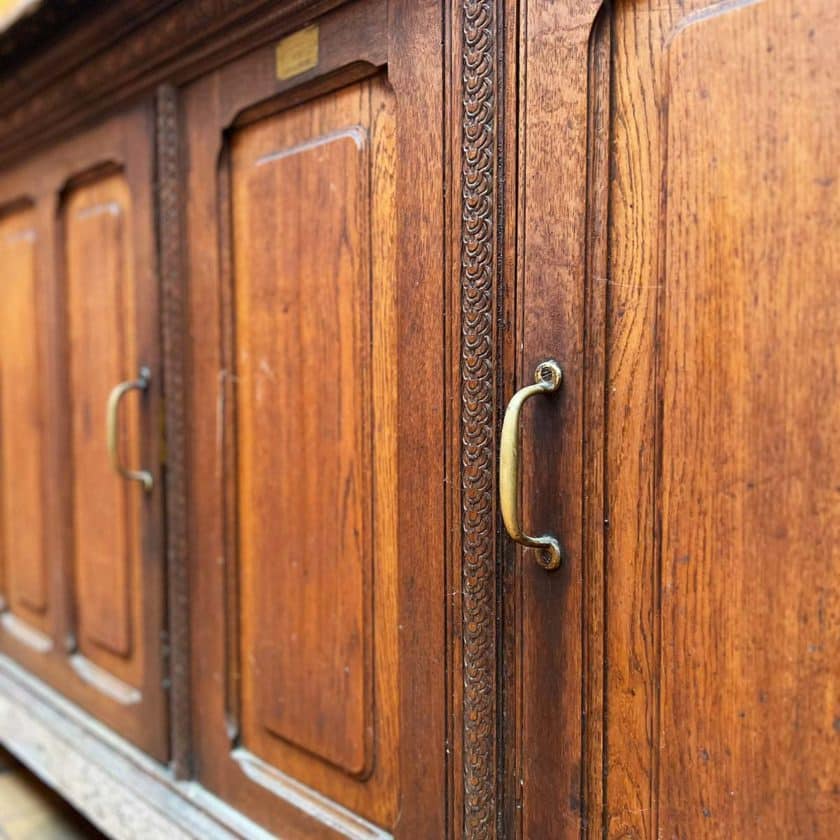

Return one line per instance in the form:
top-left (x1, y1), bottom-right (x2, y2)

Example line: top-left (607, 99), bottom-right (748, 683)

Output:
top-left (514, 0), bottom-right (839, 836)
top-left (183, 1), bottom-right (444, 836)
top-left (0, 205), bottom-right (49, 643)
top-left (0, 105), bottom-right (167, 760)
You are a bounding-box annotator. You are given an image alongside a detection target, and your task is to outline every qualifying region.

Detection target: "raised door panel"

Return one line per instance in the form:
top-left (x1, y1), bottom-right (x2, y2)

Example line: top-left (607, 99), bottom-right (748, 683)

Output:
top-left (64, 172), bottom-right (142, 695)
top-left (185, 1), bottom-right (445, 835)
top-left (656, 2), bottom-right (838, 833)
top-left (517, 0), bottom-right (840, 837)
top-left (0, 206), bottom-right (50, 641)
top-left (232, 86), bottom-right (390, 779)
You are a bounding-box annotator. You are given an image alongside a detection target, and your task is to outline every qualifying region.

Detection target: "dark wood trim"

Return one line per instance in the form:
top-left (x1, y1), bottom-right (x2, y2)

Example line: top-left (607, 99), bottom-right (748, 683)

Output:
top-left (155, 82), bottom-right (191, 780)
top-left (457, 1), bottom-right (505, 837)
top-left (0, 0), bottom-right (109, 69)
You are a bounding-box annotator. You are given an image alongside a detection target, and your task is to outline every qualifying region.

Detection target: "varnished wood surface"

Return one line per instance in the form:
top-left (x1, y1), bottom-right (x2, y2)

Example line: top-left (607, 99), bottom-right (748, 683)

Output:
top-left (0, 207), bottom-right (49, 633)
top-left (0, 106), bottom-right (167, 761)
top-left (65, 173), bottom-right (140, 683)
top-left (658, 0), bottom-right (838, 833)
top-left (520, 0), bottom-right (840, 837)
top-left (0, 0), bottom-right (836, 837)
top-left (515, 0), bottom-right (598, 834)
top-left (183, 2), bottom-right (445, 834)
top-left (233, 79), bottom-right (389, 780)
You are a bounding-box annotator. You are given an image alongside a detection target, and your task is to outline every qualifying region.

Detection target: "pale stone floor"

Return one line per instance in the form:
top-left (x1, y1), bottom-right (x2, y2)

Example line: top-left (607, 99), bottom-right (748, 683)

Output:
top-left (0, 750), bottom-right (102, 839)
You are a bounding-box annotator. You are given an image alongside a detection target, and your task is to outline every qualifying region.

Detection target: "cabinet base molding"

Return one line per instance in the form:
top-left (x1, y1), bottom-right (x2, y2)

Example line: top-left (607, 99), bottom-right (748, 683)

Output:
top-left (0, 656), bottom-right (269, 839)
top-left (232, 750), bottom-right (391, 840)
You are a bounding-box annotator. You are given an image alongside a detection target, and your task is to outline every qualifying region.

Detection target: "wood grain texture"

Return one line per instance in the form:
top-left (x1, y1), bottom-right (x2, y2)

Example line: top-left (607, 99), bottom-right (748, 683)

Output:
top-left (519, 0), bottom-right (840, 838)
top-left (598, 0), bottom-right (840, 836)
top-left (64, 172), bottom-right (141, 685)
top-left (658, 0), bottom-right (840, 834)
top-left (181, 4), bottom-right (431, 828)
top-left (0, 105), bottom-right (167, 761)
top-left (0, 206), bottom-right (49, 632)
top-left (387, 0), bottom-right (447, 835)
top-left (602, 0), bottom-right (670, 834)
top-left (233, 86), bottom-right (376, 778)
top-left (516, 0), bottom-right (602, 836)
top-left (0, 1), bottom-right (452, 834)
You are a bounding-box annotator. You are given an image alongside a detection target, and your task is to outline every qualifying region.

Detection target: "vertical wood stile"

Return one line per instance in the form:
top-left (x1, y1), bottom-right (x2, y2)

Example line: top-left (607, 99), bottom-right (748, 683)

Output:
top-left (156, 83), bottom-right (191, 779)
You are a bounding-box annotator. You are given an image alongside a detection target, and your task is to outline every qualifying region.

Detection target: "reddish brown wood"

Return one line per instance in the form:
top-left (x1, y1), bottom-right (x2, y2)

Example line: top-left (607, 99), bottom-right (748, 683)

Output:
top-left (387, 1), bottom-right (447, 836)
top-left (515, 1), bottom-right (602, 836)
top-left (518, 1), bottom-right (840, 838)
top-left (0, 205), bottom-right (49, 633)
top-left (65, 172), bottom-right (140, 678)
top-left (658, 1), bottom-right (839, 833)
top-left (233, 78), bottom-right (389, 780)
top-left (0, 1), bottom-right (834, 838)
top-left (0, 106), bottom-right (167, 762)
top-left (183, 3), bottom-right (444, 835)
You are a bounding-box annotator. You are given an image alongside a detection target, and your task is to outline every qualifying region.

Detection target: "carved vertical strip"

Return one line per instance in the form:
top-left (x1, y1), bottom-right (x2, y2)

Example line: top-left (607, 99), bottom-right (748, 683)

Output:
top-left (156, 83), bottom-right (191, 778)
top-left (460, 1), bottom-right (500, 836)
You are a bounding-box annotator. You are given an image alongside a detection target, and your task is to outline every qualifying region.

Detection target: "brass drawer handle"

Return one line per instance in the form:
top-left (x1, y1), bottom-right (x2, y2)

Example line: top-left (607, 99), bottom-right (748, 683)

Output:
top-left (499, 360), bottom-right (563, 570)
top-left (106, 366), bottom-right (153, 492)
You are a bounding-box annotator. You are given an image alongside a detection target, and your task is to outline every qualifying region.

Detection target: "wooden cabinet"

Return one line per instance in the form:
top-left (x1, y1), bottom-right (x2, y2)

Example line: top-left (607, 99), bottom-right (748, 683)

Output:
top-left (0, 106), bottom-right (167, 760)
top-left (0, 204), bottom-right (47, 638)
top-left (181, 3), bottom-right (444, 833)
top-left (516, 0), bottom-right (840, 836)
top-left (0, 0), bottom-right (836, 838)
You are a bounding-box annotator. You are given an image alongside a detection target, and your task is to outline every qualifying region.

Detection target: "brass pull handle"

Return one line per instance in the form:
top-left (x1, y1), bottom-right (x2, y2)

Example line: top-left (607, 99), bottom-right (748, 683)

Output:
top-left (106, 366), bottom-right (153, 492)
top-left (499, 359), bottom-right (563, 570)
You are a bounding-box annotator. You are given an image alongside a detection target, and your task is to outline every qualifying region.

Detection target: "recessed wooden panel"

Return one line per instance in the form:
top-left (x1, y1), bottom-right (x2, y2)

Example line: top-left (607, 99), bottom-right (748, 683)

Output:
top-left (599, 0), bottom-right (840, 834)
top-left (184, 16), bottom-right (423, 822)
top-left (0, 104), bottom-right (165, 762)
top-left (658, 2), bottom-right (839, 834)
top-left (64, 172), bottom-right (142, 689)
top-left (233, 83), bottom-right (378, 777)
top-left (0, 206), bottom-right (48, 632)
top-left (601, 0), bottom-right (840, 837)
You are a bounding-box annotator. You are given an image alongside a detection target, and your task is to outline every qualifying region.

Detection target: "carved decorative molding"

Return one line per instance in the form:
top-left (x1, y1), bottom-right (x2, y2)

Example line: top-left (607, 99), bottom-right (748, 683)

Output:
top-left (460, 0), bottom-right (501, 836)
top-left (156, 83), bottom-right (191, 780)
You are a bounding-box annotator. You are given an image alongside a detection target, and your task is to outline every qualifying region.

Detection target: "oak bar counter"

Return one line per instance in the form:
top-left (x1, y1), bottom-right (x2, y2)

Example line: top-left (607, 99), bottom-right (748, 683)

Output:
top-left (0, 0), bottom-right (837, 837)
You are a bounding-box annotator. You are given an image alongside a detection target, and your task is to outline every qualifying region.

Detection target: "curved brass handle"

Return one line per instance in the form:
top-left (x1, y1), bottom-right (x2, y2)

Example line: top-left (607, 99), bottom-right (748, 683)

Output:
top-left (106, 366), bottom-right (153, 492)
top-left (499, 359), bottom-right (563, 570)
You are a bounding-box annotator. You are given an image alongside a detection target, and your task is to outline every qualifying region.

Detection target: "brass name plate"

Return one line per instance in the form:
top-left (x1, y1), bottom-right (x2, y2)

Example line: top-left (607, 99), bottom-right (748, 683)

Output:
top-left (275, 25), bottom-right (319, 81)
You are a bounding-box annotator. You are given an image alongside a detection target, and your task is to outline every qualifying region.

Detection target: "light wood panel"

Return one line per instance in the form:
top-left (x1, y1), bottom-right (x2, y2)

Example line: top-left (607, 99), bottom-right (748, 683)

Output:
top-left (519, 0), bottom-right (840, 837)
top-left (658, 0), bottom-right (839, 833)
top-left (604, 0), bottom-right (840, 836)
top-left (0, 104), bottom-right (167, 761)
top-left (64, 172), bottom-right (142, 691)
top-left (0, 206), bottom-right (49, 634)
top-left (232, 86), bottom-right (379, 777)
top-left (230, 75), bottom-right (398, 821)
